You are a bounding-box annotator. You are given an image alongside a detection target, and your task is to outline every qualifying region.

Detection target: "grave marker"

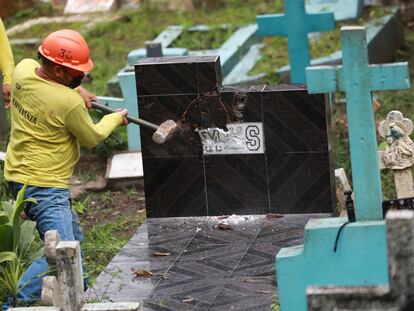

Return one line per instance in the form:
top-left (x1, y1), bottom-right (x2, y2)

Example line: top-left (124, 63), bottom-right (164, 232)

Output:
top-left (127, 26), bottom-right (188, 65)
top-left (266, 8), bottom-right (405, 84)
top-left (9, 230), bottom-right (140, 311)
top-left (135, 55), bottom-right (335, 217)
top-left (306, 26), bottom-right (410, 221)
top-left (275, 26), bottom-right (410, 311)
top-left (378, 111), bottom-right (414, 198)
top-left (64, 0), bottom-right (116, 14)
top-left (145, 41), bottom-right (163, 58)
top-left (307, 210), bottom-right (414, 311)
top-left (257, 0), bottom-right (335, 84)
top-left (306, 0), bottom-right (364, 21)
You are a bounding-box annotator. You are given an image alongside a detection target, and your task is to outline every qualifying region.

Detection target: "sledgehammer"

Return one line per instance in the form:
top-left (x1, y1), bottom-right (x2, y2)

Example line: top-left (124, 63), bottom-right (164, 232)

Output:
top-left (91, 101), bottom-right (177, 144)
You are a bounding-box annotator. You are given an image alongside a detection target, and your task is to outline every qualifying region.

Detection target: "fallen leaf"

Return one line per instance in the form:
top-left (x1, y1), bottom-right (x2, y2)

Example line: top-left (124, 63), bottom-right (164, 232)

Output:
top-left (217, 215), bottom-right (230, 219)
top-left (182, 298), bottom-right (194, 303)
top-left (131, 268), bottom-right (153, 277)
top-left (266, 213), bottom-right (284, 219)
top-left (217, 223), bottom-right (233, 230)
top-left (152, 252), bottom-right (171, 257)
top-left (256, 290), bottom-right (273, 294)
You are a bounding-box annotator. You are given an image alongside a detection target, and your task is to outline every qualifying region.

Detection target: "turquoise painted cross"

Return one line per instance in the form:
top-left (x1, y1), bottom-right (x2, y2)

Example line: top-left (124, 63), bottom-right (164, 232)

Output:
top-left (306, 26), bottom-right (410, 221)
top-left (257, 0), bottom-right (335, 84)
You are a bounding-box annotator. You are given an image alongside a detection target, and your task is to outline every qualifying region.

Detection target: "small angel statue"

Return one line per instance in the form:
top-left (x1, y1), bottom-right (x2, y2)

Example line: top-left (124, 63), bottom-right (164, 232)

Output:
top-left (378, 111), bottom-right (414, 170)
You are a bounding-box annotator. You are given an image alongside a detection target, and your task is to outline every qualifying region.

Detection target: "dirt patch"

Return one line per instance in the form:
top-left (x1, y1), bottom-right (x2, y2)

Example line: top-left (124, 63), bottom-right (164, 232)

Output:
top-left (71, 153), bottom-right (146, 238)
top-left (80, 189), bottom-right (146, 238)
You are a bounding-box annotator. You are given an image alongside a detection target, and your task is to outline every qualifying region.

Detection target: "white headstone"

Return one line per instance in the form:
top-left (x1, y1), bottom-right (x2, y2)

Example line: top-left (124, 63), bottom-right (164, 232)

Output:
top-left (64, 0), bottom-right (116, 14)
top-left (106, 152), bottom-right (143, 179)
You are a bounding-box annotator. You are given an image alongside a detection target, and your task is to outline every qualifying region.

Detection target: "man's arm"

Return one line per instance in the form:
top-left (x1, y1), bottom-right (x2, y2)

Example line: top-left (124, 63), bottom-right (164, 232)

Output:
top-left (65, 104), bottom-right (127, 148)
top-left (76, 85), bottom-right (96, 109)
top-left (0, 18), bottom-right (15, 109)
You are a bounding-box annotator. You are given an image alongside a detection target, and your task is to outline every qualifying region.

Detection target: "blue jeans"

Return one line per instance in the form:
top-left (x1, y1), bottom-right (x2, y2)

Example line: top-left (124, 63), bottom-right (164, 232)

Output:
top-left (2, 182), bottom-right (85, 310)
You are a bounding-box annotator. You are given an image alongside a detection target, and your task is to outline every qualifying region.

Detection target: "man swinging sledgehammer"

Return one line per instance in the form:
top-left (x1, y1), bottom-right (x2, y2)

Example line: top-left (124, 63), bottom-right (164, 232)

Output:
top-left (2, 29), bottom-right (128, 310)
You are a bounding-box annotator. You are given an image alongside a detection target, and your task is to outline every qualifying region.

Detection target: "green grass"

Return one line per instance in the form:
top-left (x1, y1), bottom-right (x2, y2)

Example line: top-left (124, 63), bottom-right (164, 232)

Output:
top-left (12, 21), bottom-right (86, 39)
top-left (72, 190), bottom-right (146, 285)
top-left (2, 1), bottom-right (414, 307)
top-left (171, 26), bottom-right (236, 50)
top-left (3, 2), bottom-right (58, 28)
top-left (8, 0), bottom-right (283, 96)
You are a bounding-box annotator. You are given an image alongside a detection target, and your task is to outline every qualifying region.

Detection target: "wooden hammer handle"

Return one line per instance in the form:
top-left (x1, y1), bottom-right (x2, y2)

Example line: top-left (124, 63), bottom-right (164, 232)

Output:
top-left (91, 101), bottom-right (159, 131)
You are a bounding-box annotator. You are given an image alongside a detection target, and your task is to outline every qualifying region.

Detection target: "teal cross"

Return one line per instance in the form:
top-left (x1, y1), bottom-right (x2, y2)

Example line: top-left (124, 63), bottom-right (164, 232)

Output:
top-left (256, 0), bottom-right (335, 84)
top-left (306, 26), bottom-right (410, 221)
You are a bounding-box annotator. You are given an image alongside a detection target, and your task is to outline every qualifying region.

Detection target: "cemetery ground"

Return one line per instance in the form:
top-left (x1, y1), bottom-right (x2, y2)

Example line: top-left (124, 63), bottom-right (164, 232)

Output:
top-left (2, 1), bottom-right (414, 310)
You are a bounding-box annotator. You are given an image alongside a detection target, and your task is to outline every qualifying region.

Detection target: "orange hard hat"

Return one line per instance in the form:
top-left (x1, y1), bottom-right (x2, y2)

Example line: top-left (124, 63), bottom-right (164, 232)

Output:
top-left (38, 29), bottom-right (94, 72)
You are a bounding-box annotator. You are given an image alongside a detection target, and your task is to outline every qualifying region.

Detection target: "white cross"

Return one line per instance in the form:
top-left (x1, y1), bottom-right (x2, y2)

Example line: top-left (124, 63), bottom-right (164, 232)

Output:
top-left (10, 231), bottom-right (140, 311)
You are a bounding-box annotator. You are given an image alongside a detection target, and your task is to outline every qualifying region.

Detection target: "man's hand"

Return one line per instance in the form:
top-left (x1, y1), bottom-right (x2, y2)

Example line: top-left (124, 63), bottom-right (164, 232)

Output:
top-left (2, 84), bottom-right (11, 109)
top-left (76, 86), bottom-right (97, 109)
top-left (117, 109), bottom-right (129, 126)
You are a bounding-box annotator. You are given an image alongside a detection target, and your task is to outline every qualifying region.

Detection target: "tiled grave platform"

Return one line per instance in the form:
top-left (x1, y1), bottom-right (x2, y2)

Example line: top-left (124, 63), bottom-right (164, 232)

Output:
top-left (88, 214), bottom-right (328, 310)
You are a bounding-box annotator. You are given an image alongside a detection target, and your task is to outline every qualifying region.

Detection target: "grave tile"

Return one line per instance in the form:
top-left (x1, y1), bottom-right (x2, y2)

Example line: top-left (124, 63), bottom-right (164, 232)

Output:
top-left (204, 154), bottom-right (270, 216)
top-left (218, 90), bottom-right (263, 124)
top-left (196, 60), bottom-right (223, 93)
top-left (143, 284), bottom-right (221, 310)
top-left (136, 56), bottom-right (220, 96)
top-left (142, 156), bottom-right (207, 218)
top-left (128, 223), bottom-right (149, 245)
top-left (145, 277), bottom-right (226, 306)
top-left (192, 221), bottom-right (262, 245)
top-left (262, 89), bottom-right (329, 153)
top-left (138, 95), bottom-right (202, 158)
top-left (211, 277), bottom-right (276, 311)
top-left (145, 226), bottom-right (196, 246)
top-left (266, 152), bottom-right (334, 214)
top-left (135, 61), bottom-right (198, 96)
top-left (164, 260), bottom-right (239, 279)
top-left (87, 261), bottom-right (164, 303)
top-left (177, 242), bottom-right (248, 262)
top-left (115, 244), bottom-right (182, 263)
top-left (254, 227), bottom-right (305, 245)
top-left (231, 254), bottom-right (275, 278)
top-left (203, 214), bottom-right (266, 229)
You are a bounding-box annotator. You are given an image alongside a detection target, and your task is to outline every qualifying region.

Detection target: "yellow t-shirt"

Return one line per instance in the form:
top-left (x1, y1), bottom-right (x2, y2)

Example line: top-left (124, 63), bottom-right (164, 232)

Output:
top-left (0, 18), bottom-right (14, 85)
top-left (5, 59), bottom-right (122, 188)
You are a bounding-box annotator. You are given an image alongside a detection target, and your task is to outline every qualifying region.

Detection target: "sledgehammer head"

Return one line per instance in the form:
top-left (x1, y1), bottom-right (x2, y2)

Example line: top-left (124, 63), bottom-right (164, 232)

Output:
top-left (152, 120), bottom-right (178, 144)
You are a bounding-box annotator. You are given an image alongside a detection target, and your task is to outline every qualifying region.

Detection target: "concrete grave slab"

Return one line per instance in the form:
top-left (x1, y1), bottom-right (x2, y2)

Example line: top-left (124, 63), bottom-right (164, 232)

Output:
top-left (106, 152), bottom-right (144, 179)
top-left (89, 214), bottom-right (330, 310)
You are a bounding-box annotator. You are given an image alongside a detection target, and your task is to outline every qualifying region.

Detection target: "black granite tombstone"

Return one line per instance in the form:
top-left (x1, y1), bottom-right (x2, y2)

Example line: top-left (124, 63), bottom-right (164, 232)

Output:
top-left (135, 56), bottom-right (335, 218)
